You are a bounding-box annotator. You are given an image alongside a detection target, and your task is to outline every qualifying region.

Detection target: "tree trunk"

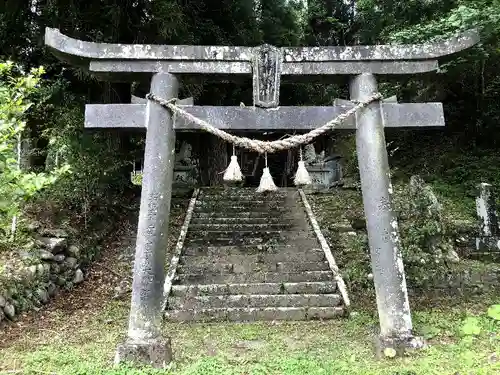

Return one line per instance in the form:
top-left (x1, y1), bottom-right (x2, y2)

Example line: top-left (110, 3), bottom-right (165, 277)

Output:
top-left (198, 135), bottom-right (228, 186)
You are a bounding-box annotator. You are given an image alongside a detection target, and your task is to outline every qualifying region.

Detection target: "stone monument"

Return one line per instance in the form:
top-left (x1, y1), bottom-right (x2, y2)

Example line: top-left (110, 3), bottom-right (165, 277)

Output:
top-left (303, 143), bottom-right (343, 191)
top-left (475, 183), bottom-right (500, 255)
top-left (45, 28), bottom-right (479, 366)
top-left (173, 141), bottom-right (198, 187)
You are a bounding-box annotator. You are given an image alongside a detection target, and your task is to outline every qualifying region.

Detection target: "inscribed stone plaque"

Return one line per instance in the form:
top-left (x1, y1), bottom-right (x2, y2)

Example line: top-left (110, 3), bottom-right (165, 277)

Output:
top-left (252, 44), bottom-right (282, 108)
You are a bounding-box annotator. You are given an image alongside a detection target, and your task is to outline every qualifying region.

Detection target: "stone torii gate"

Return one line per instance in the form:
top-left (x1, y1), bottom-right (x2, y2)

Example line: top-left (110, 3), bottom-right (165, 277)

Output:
top-left (45, 28), bottom-right (478, 367)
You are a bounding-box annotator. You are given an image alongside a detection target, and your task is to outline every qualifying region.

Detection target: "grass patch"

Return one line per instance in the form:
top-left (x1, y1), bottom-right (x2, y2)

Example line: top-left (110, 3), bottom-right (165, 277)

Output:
top-left (1, 296), bottom-right (498, 375)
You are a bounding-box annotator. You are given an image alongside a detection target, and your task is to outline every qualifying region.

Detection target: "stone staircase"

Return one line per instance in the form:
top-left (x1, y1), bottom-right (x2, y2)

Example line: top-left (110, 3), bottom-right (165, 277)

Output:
top-left (164, 187), bottom-right (347, 322)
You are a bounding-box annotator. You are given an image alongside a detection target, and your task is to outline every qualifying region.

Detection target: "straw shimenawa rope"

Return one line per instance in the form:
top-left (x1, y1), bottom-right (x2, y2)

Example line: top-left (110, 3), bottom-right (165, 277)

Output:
top-left (146, 92), bottom-right (383, 154)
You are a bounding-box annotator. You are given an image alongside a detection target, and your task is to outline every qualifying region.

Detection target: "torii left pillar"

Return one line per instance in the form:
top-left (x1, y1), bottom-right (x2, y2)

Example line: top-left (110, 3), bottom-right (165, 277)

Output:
top-left (115, 72), bottom-right (178, 367)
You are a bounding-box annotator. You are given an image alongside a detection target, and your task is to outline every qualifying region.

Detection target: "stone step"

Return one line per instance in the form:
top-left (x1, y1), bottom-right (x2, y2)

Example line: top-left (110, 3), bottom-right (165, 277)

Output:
top-left (197, 197), bottom-right (291, 204)
top-left (190, 217), bottom-right (290, 225)
top-left (188, 223), bottom-right (294, 232)
top-left (187, 229), bottom-right (298, 234)
top-left (185, 237), bottom-right (277, 247)
top-left (197, 194), bottom-right (290, 202)
top-left (186, 230), bottom-right (312, 238)
top-left (176, 270), bottom-right (334, 284)
top-left (195, 201), bottom-right (291, 208)
top-left (184, 237), bottom-right (312, 247)
top-left (177, 260), bottom-right (330, 274)
top-left (194, 205), bottom-right (290, 214)
top-left (171, 282), bottom-right (338, 297)
top-left (200, 188), bottom-right (291, 194)
top-left (193, 211), bottom-right (288, 219)
top-left (168, 294), bottom-right (342, 310)
top-left (182, 245), bottom-right (323, 257)
top-left (196, 199), bottom-right (289, 206)
top-left (165, 306), bottom-right (345, 322)
top-left (187, 229), bottom-right (286, 235)
top-left (185, 232), bottom-right (314, 246)
top-left (180, 251), bottom-right (326, 265)
top-left (199, 189), bottom-right (291, 197)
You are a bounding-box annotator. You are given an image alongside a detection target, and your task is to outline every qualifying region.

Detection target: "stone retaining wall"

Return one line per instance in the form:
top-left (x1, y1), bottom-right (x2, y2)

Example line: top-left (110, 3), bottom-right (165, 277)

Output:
top-left (409, 266), bottom-right (500, 294)
top-left (433, 268), bottom-right (500, 290)
top-left (0, 226), bottom-right (85, 323)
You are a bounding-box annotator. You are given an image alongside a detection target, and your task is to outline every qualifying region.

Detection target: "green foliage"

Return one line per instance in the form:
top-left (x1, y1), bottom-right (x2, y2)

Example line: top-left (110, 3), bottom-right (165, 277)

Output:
top-left (461, 317), bottom-right (482, 336)
top-left (418, 324), bottom-right (442, 340)
top-left (305, 0), bottom-right (357, 46)
top-left (354, 0), bottom-right (500, 148)
top-left (457, 304), bottom-right (500, 348)
top-left (331, 177), bottom-right (460, 288)
top-left (342, 233), bottom-right (372, 289)
top-left (388, 1), bottom-right (500, 43)
top-left (30, 73), bottom-right (137, 229)
top-left (487, 304), bottom-right (500, 321)
top-left (334, 134), bottom-right (359, 178)
top-left (42, 109), bottom-right (131, 219)
top-left (393, 177), bottom-right (455, 286)
top-left (130, 171), bottom-right (143, 186)
top-left (0, 61), bottom-right (69, 237)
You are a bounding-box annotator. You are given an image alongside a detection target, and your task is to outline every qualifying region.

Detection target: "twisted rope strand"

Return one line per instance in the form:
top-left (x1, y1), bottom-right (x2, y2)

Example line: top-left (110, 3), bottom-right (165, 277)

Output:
top-left (146, 92), bottom-right (383, 154)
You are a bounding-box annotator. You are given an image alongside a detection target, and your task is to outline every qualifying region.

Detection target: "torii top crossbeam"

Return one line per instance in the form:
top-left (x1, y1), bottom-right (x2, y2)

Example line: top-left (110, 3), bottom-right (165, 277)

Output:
top-left (46, 27), bottom-right (478, 78)
top-left (46, 28), bottom-right (478, 128)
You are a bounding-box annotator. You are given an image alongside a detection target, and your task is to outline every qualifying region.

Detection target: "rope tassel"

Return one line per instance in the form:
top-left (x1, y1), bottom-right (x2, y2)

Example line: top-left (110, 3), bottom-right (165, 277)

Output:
top-left (223, 144), bottom-right (243, 182)
top-left (256, 153), bottom-right (277, 193)
top-left (294, 147), bottom-right (311, 186)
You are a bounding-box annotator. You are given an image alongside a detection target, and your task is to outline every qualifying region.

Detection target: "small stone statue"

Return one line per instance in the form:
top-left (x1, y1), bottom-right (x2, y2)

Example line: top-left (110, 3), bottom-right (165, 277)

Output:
top-left (175, 142), bottom-right (194, 166)
top-left (303, 144), bottom-right (325, 166)
top-left (174, 141), bottom-right (198, 186)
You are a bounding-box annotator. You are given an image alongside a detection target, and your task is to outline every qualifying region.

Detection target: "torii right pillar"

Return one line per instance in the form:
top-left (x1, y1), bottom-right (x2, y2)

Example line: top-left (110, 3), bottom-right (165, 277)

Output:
top-left (350, 73), bottom-right (416, 355)
top-left (344, 29), bottom-right (479, 354)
